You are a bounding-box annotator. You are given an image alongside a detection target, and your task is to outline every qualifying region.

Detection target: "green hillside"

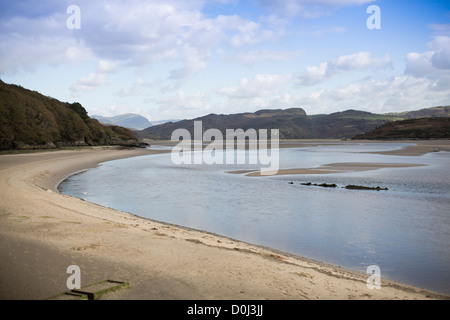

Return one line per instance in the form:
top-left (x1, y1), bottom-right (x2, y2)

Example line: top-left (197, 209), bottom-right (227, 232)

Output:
top-left (353, 117), bottom-right (450, 140)
top-left (0, 80), bottom-right (139, 150)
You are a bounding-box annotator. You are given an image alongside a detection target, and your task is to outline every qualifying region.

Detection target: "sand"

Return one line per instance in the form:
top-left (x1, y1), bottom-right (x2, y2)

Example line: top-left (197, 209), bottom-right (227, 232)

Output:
top-left (241, 162), bottom-right (427, 176)
top-left (1, 144), bottom-right (449, 300)
top-left (229, 140), bottom-right (450, 176)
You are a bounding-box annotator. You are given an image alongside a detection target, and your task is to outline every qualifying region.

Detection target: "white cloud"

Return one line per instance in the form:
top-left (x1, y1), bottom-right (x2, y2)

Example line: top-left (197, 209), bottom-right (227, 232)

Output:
top-left (2, 0), bottom-right (448, 121)
top-left (167, 44), bottom-right (210, 88)
top-left (64, 46), bottom-right (94, 64)
top-left (78, 0), bottom-right (198, 64)
top-left (213, 72), bottom-right (449, 116)
top-left (217, 74), bottom-right (293, 99)
top-left (70, 72), bottom-right (107, 94)
top-left (0, 0), bottom-right (291, 94)
top-left (0, 33), bottom-right (83, 74)
top-left (330, 51), bottom-right (391, 70)
top-left (205, 14), bottom-right (288, 48)
top-left (229, 20), bottom-right (279, 47)
top-left (0, 1), bottom-right (248, 75)
top-left (405, 36), bottom-right (450, 90)
top-left (406, 36), bottom-right (450, 73)
top-left (297, 26), bottom-right (346, 37)
top-left (298, 63), bottom-right (329, 86)
top-left (264, 93), bottom-right (306, 110)
top-left (79, 2), bottom-right (288, 85)
top-left (405, 52), bottom-right (434, 77)
top-left (0, 11), bottom-right (93, 74)
top-left (297, 75), bottom-right (450, 114)
top-left (230, 49), bottom-right (303, 65)
top-left (151, 91), bottom-right (211, 119)
top-left (70, 59), bottom-right (119, 95)
top-left (118, 77), bottom-right (146, 97)
top-left (297, 51), bottom-right (391, 85)
top-left (429, 36), bottom-right (450, 70)
top-left (96, 60), bottom-right (120, 73)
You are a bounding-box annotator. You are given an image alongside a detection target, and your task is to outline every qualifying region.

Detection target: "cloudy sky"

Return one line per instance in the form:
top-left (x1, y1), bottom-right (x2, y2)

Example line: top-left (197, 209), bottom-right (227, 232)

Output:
top-left (1, 0), bottom-right (449, 121)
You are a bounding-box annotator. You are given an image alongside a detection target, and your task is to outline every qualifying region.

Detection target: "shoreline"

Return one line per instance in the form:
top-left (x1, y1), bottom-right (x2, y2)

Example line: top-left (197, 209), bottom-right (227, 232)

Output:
top-left (1, 144), bottom-right (449, 300)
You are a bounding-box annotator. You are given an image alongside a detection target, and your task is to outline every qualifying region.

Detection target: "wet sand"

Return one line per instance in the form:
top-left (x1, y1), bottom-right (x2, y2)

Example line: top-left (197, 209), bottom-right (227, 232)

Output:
top-left (240, 162), bottom-right (427, 176)
top-left (229, 140), bottom-right (450, 176)
top-left (0, 144), bottom-right (448, 300)
top-left (276, 139), bottom-right (450, 155)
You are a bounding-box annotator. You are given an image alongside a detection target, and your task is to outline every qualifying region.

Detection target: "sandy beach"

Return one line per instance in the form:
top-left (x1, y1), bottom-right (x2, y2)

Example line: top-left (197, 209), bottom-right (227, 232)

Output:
top-left (1, 143), bottom-right (449, 300)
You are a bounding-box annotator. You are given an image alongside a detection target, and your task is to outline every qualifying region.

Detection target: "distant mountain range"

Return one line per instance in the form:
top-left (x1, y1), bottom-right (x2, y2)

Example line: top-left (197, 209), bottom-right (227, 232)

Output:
top-left (92, 113), bottom-right (152, 130)
top-left (92, 114), bottom-right (177, 130)
top-left (1, 79), bottom-right (449, 151)
top-left (0, 80), bottom-right (141, 150)
top-left (136, 106), bottom-right (450, 140)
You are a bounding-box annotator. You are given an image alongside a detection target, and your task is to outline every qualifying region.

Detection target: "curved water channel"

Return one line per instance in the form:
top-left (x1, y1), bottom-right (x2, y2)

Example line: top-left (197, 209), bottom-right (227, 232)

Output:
top-left (59, 142), bottom-right (450, 295)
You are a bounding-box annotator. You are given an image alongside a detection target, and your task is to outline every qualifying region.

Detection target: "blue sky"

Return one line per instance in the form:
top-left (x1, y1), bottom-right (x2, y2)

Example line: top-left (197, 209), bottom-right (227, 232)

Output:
top-left (1, 0), bottom-right (449, 121)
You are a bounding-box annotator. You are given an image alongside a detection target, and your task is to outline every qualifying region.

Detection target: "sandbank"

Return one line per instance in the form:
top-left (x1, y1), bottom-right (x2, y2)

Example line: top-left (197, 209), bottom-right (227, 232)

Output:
top-left (0, 145), bottom-right (448, 300)
top-left (240, 162), bottom-right (427, 177)
top-left (228, 140), bottom-right (450, 176)
top-left (277, 139), bottom-right (450, 156)
top-left (366, 139), bottom-right (450, 156)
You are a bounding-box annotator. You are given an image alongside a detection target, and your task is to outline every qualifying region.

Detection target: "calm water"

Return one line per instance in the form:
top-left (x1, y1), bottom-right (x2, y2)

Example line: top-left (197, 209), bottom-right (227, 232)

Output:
top-left (59, 142), bottom-right (450, 295)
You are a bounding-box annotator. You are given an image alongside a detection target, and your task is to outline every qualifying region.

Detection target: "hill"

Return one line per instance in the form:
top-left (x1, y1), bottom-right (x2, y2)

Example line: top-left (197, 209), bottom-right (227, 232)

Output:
top-left (308, 109), bottom-right (397, 139)
top-left (0, 80), bottom-right (141, 150)
top-left (353, 117), bottom-right (450, 140)
top-left (92, 113), bottom-right (152, 130)
top-left (137, 108), bottom-right (399, 140)
top-left (137, 108), bottom-right (312, 140)
top-left (385, 106), bottom-right (450, 119)
top-left (137, 106), bottom-right (450, 140)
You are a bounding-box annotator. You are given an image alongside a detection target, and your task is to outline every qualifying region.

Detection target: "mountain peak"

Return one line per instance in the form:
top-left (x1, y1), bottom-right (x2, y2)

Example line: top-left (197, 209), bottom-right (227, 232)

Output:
top-left (92, 113), bottom-right (152, 130)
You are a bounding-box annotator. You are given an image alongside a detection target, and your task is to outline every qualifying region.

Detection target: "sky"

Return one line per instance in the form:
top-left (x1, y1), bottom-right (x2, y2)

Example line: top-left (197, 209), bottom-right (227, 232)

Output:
top-left (1, 0), bottom-right (449, 121)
